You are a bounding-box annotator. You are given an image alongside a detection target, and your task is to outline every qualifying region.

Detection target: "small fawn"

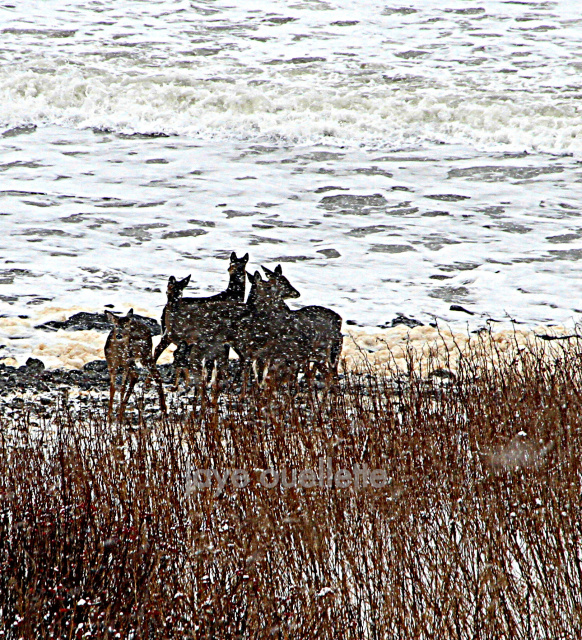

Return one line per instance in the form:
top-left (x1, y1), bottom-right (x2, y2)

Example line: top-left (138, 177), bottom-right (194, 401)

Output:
top-left (104, 309), bottom-right (166, 423)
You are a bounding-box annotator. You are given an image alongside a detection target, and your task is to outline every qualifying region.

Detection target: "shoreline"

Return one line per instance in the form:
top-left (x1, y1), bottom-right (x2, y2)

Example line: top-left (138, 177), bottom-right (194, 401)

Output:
top-left (0, 308), bottom-right (578, 409)
top-left (1, 305), bottom-right (579, 376)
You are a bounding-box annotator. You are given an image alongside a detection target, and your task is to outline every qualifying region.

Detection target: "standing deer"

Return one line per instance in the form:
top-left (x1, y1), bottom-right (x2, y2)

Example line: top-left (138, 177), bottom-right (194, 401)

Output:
top-left (158, 269), bottom-right (302, 394)
top-left (104, 309), bottom-right (166, 423)
top-left (261, 265), bottom-right (343, 386)
top-left (153, 251), bottom-right (248, 385)
top-left (175, 267), bottom-right (341, 392)
top-left (226, 270), bottom-right (303, 389)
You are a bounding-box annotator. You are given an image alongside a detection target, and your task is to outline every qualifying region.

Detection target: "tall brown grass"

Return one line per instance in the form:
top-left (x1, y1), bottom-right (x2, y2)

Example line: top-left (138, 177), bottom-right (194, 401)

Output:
top-left (1, 336), bottom-right (581, 638)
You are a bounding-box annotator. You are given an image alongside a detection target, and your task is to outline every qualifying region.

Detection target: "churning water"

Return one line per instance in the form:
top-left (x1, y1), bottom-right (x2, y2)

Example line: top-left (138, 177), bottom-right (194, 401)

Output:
top-left (1, 0), bottom-right (582, 366)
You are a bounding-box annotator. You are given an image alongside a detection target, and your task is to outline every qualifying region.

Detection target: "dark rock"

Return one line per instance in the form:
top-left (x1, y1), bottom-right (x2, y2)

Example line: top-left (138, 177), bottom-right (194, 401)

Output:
top-left (369, 244), bottom-right (415, 254)
top-left (270, 255), bottom-right (315, 263)
top-left (319, 193), bottom-right (388, 210)
top-left (425, 194), bottom-right (471, 202)
top-left (2, 124), bottom-right (37, 138)
top-left (317, 248), bottom-right (341, 259)
top-left (314, 186), bottom-right (350, 194)
top-left (83, 360), bottom-right (109, 373)
top-left (161, 229), bottom-right (208, 239)
top-left (450, 305), bottom-right (475, 316)
top-left (379, 314), bottom-right (423, 329)
top-left (25, 357), bottom-right (45, 373)
top-left (36, 311), bottom-right (161, 335)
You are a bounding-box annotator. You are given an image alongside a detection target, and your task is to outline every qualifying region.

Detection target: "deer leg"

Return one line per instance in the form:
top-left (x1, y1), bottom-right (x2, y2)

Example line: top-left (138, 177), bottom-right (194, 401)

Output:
top-left (173, 367), bottom-right (183, 390)
top-left (173, 366), bottom-right (191, 391)
top-left (252, 358), bottom-right (262, 387)
top-left (142, 353), bottom-right (167, 416)
top-left (118, 367), bottom-right (138, 424)
top-left (234, 352), bottom-right (253, 395)
top-left (240, 359), bottom-right (249, 394)
top-left (113, 365), bottom-right (130, 424)
top-left (329, 340), bottom-right (341, 387)
top-left (223, 344), bottom-right (231, 386)
top-left (285, 359), bottom-right (300, 389)
top-left (212, 342), bottom-right (229, 394)
top-left (259, 357), bottom-right (274, 389)
top-left (149, 364), bottom-right (167, 416)
top-left (209, 360), bottom-right (220, 402)
top-left (172, 341), bottom-right (192, 390)
top-left (182, 367), bottom-right (191, 388)
top-left (119, 366), bottom-right (135, 408)
top-left (108, 368), bottom-right (117, 424)
top-left (188, 345), bottom-right (205, 399)
top-left (153, 331), bottom-right (171, 363)
top-left (302, 359), bottom-right (313, 387)
top-left (201, 357), bottom-right (209, 390)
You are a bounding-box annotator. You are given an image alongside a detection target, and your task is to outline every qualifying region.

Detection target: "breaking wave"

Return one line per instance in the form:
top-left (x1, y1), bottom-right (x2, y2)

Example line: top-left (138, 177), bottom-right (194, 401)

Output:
top-left (2, 67), bottom-right (581, 154)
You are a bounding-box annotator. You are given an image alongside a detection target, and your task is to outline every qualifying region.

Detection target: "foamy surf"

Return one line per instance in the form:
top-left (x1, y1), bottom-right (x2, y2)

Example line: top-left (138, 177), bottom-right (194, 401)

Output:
top-left (2, 67), bottom-right (581, 156)
top-left (2, 0), bottom-right (582, 155)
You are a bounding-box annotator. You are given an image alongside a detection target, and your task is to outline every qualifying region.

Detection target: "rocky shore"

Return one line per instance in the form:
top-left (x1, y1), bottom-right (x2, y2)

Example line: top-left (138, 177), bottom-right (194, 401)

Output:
top-left (1, 309), bottom-right (579, 409)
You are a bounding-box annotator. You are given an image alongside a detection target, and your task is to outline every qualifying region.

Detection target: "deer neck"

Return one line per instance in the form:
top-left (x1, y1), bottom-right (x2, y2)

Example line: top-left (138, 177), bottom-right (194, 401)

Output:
top-left (165, 294), bottom-right (184, 322)
top-left (225, 270), bottom-right (246, 301)
top-left (272, 298), bottom-right (290, 313)
top-left (254, 293), bottom-right (289, 316)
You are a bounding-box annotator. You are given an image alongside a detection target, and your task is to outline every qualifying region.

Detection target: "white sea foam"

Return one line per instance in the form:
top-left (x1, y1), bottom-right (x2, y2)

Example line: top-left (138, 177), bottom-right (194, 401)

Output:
top-left (2, 0), bottom-right (582, 154)
top-left (3, 69), bottom-right (581, 154)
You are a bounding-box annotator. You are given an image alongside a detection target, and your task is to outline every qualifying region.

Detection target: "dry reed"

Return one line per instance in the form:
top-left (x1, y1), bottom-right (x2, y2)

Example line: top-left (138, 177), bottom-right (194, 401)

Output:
top-left (1, 336), bottom-right (581, 639)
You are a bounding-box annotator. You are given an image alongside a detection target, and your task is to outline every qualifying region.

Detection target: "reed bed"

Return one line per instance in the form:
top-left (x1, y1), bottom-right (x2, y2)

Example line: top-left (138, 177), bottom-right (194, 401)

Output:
top-left (343, 323), bottom-right (581, 376)
top-left (1, 336), bottom-right (581, 639)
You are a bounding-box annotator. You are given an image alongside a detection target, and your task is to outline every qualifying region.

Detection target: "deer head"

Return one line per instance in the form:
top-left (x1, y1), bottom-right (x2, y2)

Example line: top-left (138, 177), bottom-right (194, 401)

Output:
top-left (166, 275), bottom-right (191, 300)
top-left (261, 264), bottom-right (300, 300)
top-left (228, 251), bottom-right (249, 275)
top-left (104, 309), bottom-right (136, 357)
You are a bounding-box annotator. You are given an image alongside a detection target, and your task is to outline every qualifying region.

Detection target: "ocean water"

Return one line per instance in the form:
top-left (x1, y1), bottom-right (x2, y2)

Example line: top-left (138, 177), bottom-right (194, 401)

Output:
top-left (1, 0), bottom-right (582, 366)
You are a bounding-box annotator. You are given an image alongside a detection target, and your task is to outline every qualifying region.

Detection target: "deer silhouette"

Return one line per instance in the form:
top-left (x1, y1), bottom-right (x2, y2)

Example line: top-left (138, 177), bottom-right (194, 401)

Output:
top-left (261, 264), bottom-right (343, 387)
top-left (153, 252), bottom-right (248, 387)
top-left (159, 269), bottom-right (302, 393)
top-left (104, 309), bottom-right (166, 423)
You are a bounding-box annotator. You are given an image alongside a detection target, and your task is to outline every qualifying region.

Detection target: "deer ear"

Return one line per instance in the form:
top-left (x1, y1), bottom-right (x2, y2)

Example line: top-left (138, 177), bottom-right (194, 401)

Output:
top-left (127, 308), bottom-right (134, 318)
top-left (180, 275), bottom-right (191, 287)
top-left (242, 252), bottom-right (249, 263)
top-left (169, 275), bottom-right (176, 284)
top-left (230, 251), bottom-right (237, 261)
top-left (261, 265), bottom-right (274, 277)
top-left (253, 270), bottom-right (263, 282)
top-left (274, 264), bottom-right (282, 275)
top-left (105, 310), bottom-right (118, 325)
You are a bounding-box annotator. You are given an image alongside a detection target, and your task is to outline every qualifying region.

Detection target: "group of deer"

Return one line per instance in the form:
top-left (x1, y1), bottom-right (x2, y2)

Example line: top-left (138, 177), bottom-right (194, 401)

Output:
top-left (105, 252), bottom-right (343, 422)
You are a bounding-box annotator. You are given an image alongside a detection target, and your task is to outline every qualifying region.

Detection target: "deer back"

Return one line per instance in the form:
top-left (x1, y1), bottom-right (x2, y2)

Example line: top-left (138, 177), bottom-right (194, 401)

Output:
top-left (105, 310), bottom-right (154, 369)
